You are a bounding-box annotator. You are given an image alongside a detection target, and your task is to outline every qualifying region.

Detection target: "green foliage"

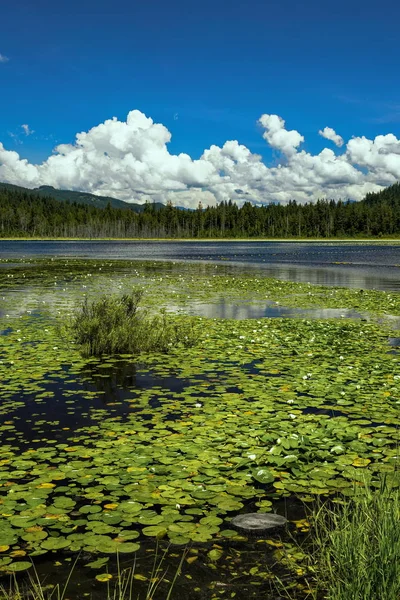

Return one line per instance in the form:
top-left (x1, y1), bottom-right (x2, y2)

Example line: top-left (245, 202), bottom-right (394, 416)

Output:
top-left (1, 181), bottom-right (400, 238)
top-left (311, 481), bottom-right (400, 600)
top-left (70, 289), bottom-right (197, 356)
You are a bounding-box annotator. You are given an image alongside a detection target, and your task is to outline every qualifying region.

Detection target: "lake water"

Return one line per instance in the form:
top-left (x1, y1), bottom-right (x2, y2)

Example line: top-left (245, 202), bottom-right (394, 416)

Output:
top-left (1, 240), bottom-right (400, 291)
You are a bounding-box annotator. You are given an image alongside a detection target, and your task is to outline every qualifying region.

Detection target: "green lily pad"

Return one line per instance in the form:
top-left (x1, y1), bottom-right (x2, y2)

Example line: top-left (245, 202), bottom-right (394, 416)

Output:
top-left (252, 468), bottom-right (275, 484)
top-left (41, 537), bottom-right (70, 550)
top-left (3, 561), bottom-right (32, 572)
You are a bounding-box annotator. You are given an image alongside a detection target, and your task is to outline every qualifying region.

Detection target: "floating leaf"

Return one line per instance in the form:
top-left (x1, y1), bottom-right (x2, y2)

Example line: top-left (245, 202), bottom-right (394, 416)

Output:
top-left (208, 548), bottom-right (223, 562)
top-left (95, 573), bottom-right (112, 582)
top-left (4, 561), bottom-right (32, 572)
top-left (252, 468), bottom-right (275, 484)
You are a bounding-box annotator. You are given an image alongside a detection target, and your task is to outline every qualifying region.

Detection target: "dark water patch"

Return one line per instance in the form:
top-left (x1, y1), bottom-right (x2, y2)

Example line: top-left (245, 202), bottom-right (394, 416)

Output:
top-left (388, 337), bottom-right (400, 347)
top-left (302, 406), bottom-right (349, 418)
top-left (0, 326), bottom-right (13, 335)
top-left (2, 359), bottom-right (247, 446)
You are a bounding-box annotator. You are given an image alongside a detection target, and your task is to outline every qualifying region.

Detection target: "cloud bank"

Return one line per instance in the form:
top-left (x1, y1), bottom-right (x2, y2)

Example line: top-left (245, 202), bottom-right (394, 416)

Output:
top-left (1, 109), bottom-right (399, 207)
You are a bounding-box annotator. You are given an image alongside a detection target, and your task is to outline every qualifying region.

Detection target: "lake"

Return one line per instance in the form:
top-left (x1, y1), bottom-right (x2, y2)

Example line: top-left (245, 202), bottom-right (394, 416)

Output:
top-left (1, 240), bottom-right (400, 291)
top-left (0, 246), bottom-right (399, 598)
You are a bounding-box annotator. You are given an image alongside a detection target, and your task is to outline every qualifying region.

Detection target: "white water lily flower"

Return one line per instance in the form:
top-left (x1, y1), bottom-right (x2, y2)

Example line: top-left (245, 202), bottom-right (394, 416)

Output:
top-left (287, 399), bottom-right (294, 404)
top-left (289, 414), bottom-right (297, 419)
top-left (194, 403), bottom-right (202, 408)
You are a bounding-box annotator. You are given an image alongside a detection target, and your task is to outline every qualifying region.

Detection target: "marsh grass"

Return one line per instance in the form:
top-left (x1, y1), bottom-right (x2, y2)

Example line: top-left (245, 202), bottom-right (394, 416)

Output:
top-left (70, 289), bottom-right (198, 357)
top-left (300, 479), bottom-right (400, 600)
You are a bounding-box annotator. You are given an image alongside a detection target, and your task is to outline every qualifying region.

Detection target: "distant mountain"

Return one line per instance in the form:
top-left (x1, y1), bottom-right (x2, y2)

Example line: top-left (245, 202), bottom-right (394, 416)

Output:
top-left (0, 183), bottom-right (165, 212)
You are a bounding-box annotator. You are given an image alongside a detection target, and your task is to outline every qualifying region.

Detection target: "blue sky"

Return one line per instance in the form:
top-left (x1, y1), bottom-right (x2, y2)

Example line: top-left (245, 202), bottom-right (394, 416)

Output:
top-left (0, 0), bottom-right (400, 206)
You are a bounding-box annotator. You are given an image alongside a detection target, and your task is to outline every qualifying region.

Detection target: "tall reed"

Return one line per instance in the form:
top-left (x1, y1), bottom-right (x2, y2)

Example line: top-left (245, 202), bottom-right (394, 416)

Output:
top-left (310, 480), bottom-right (400, 600)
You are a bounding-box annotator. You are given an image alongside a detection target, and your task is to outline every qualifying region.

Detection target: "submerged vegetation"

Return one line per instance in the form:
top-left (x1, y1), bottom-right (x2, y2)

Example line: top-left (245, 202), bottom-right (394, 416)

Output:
top-left (1, 181), bottom-right (400, 238)
top-left (0, 256), bottom-right (399, 597)
top-left (70, 289), bottom-right (198, 357)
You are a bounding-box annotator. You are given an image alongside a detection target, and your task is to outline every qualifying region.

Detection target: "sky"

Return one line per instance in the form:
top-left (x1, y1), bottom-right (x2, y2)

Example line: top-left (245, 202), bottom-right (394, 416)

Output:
top-left (0, 0), bottom-right (400, 207)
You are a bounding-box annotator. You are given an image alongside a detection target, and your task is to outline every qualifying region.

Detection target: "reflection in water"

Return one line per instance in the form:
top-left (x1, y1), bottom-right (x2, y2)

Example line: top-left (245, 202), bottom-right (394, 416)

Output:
top-left (248, 263), bottom-right (400, 293)
top-left (176, 299), bottom-right (366, 321)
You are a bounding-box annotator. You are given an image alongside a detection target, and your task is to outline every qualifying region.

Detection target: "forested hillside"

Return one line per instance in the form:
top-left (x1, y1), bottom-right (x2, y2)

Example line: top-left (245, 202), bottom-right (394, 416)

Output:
top-left (0, 182), bottom-right (399, 238)
top-left (0, 183), bottom-right (163, 211)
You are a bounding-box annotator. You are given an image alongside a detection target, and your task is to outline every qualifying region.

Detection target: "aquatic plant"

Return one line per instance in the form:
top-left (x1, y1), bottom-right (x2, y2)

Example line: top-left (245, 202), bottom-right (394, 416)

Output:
top-left (310, 480), bottom-right (400, 600)
top-left (70, 289), bottom-right (198, 356)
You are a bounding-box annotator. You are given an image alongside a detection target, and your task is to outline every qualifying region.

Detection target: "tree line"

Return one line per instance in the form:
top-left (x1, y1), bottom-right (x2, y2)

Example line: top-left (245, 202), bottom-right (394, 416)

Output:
top-left (0, 183), bottom-right (399, 238)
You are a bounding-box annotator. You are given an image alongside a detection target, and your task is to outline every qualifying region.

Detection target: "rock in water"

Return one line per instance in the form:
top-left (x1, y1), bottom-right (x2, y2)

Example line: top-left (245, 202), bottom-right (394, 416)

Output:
top-left (231, 513), bottom-right (287, 534)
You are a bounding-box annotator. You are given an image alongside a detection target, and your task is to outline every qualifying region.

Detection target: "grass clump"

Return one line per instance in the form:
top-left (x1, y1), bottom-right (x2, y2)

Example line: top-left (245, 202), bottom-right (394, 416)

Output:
top-left (70, 289), bottom-right (198, 357)
top-left (310, 480), bottom-right (400, 600)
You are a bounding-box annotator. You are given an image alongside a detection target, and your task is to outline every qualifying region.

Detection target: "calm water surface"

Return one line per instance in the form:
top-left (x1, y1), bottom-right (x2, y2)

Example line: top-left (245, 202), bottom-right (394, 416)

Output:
top-left (1, 240), bottom-right (400, 291)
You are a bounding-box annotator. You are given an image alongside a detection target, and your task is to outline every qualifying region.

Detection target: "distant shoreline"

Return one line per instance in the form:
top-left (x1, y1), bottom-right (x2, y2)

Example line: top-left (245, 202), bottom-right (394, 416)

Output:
top-left (1, 237), bottom-right (400, 243)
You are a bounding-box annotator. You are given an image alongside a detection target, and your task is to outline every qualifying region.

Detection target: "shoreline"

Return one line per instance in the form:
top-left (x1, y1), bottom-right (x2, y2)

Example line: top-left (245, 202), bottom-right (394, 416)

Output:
top-left (1, 237), bottom-right (400, 243)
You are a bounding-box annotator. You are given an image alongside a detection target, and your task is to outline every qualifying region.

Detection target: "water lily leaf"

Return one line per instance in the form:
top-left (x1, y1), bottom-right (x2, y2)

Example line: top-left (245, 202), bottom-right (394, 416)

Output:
top-left (142, 525), bottom-right (168, 538)
top-left (219, 529), bottom-right (239, 538)
top-left (53, 497), bottom-right (76, 509)
top-left (85, 557), bottom-right (110, 569)
top-left (79, 505), bottom-right (102, 514)
top-left (252, 468), bottom-right (275, 484)
top-left (3, 561), bottom-right (32, 572)
top-left (41, 537), bottom-right (70, 550)
top-left (21, 531), bottom-right (48, 542)
top-left (352, 457), bottom-right (371, 467)
top-left (114, 542), bottom-right (140, 553)
top-left (95, 573), bottom-right (112, 582)
top-left (208, 548), bottom-right (223, 562)
top-left (200, 515), bottom-right (223, 526)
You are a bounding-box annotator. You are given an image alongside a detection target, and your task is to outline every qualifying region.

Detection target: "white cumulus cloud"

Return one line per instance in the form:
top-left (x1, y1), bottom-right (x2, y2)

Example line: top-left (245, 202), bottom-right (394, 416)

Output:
top-left (0, 109), bottom-right (399, 207)
top-left (0, 54), bottom-right (9, 63)
top-left (258, 114), bottom-right (304, 156)
top-left (319, 126), bottom-right (344, 147)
